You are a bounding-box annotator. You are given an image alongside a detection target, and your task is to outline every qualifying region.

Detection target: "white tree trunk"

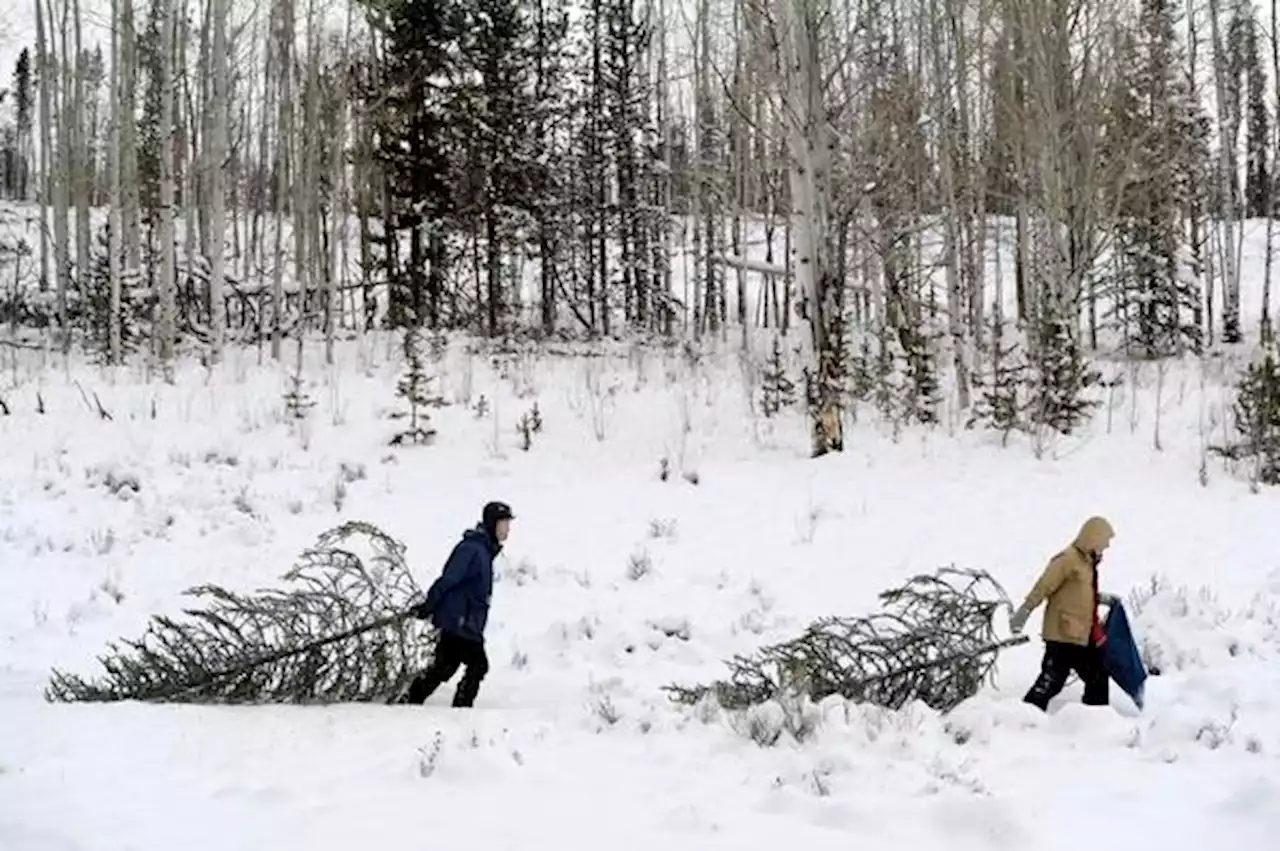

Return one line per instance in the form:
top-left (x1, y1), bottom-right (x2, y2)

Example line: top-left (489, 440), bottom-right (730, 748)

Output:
top-left (108, 0), bottom-right (122, 363)
top-left (35, 0), bottom-right (51, 292)
top-left (73, 0), bottom-right (89, 321)
top-left (1207, 0), bottom-right (1243, 344)
top-left (208, 0), bottom-right (228, 361)
top-left (774, 0), bottom-right (843, 455)
top-left (121, 0), bottom-right (140, 274)
top-left (52, 0), bottom-right (71, 347)
top-left (158, 0), bottom-right (177, 372)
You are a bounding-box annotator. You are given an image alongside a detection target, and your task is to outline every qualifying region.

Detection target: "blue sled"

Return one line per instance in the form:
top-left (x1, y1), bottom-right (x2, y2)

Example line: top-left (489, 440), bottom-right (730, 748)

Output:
top-left (1103, 601), bottom-right (1147, 710)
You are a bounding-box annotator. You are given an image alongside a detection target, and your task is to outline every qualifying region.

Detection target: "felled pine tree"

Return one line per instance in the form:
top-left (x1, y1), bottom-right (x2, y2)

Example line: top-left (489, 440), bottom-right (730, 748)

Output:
top-left (45, 521), bottom-right (437, 703)
top-left (967, 314), bottom-right (1032, 441)
top-left (665, 567), bottom-right (1024, 713)
top-left (759, 336), bottom-right (797, 417)
top-left (1212, 346), bottom-right (1280, 485)
top-left (390, 327), bottom-right (446, 446)
top-left (1027, 314), bottom-right (1100, 435)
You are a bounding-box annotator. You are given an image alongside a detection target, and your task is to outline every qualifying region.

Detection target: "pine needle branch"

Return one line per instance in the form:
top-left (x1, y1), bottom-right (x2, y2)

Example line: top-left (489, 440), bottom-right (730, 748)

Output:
top-left (46, 521), bottom-right (437, 704)
top-left (664, 567), bottom-right (1025, 713)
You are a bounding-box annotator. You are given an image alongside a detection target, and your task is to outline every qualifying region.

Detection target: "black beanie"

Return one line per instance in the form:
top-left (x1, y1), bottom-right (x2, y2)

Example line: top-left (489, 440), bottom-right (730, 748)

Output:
top-left (482, 501), bottom-right (514, 533)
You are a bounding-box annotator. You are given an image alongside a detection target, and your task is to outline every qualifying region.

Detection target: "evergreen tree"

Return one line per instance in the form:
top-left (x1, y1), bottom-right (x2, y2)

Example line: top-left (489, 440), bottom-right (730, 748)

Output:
top-left (137, 0), bottom-right (166, 217)
top-left (760, 336), bottom-right (797, 418)
top-left (899, 325), bottom-right (942, 426)
top-left (1109, 0), bottom-right (1208, 358)
top-left (1239, 10), bottom-right (1270, 218)
top-left (1028, 312), bottom-right (1100, 435)
top-left (568, 0), bottom-right (653, 335)
top-left (1213, 347), bottom-right (1280, 485)
top-left (80, 222), bottom-right (150, 359)
top-left (390, 327), bottom-right (446, 446)
top-left (364, 0), bottom-right (463, 328)
top-left (967, 313), bottom-right (1032, 442)
top-left (454, 0), bottom-right (541, 336)
top-left (529, 0), bottom-right (573, 334)
top-left (13, 49), bottom-right (33, 199)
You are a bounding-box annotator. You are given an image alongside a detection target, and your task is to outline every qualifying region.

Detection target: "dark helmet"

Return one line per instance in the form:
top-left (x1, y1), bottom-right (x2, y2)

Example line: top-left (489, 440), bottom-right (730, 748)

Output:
top-left (482, 501), bottom-right (515, 533)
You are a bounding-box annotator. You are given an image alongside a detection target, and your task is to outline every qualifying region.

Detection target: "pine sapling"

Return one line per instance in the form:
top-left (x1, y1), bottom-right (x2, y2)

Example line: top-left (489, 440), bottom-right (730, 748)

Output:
top-left (760, 336), bottom-right (797, 418)
top-left (1028, 314), bottom-right (1101, 436)
top-left (283, 372), bottom-right (316, 422)
top-left (390, 327), bottom-right (445, 447)
top-left (967, 314), bottom-right (1031, 444)
top-left (1211, 346), bottom-right (1280, 486)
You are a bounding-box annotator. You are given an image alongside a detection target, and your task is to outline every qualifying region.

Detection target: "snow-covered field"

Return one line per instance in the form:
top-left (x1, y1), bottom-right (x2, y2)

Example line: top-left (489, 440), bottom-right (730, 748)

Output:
top-left (2, 330), bottom-right (1280, 850)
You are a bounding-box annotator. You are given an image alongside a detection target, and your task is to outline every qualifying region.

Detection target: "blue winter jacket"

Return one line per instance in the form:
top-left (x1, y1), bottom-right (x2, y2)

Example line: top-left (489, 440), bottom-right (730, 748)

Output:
top-left (1103, 601), bottom-right (1147, 710)
top-left (423, 526), bottom-right (497, 642)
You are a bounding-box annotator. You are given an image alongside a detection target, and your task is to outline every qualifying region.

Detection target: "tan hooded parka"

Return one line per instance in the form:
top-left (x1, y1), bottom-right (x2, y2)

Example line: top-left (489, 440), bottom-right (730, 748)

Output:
top-left (1016, 517), bottom-right (1115, 646)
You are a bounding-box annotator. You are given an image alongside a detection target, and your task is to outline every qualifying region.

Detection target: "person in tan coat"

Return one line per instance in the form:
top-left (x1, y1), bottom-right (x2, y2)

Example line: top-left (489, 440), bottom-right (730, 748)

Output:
top-left (1009, 516), bottom-right (1120, 710)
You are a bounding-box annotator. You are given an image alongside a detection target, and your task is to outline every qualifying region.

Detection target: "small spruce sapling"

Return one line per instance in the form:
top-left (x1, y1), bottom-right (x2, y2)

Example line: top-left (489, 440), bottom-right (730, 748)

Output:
top-left (283, 372), bottom-right (316, 421)
top-left (1211, 346), bottom-right (1280, 485)
top-left (1027, 314), bottom-right (1100, 435)
top-left (967, 314), bottom-right (1031, 442)
top-left (760, 336), bottom-right (797, 417)
top-left (390, 327), bottom-right (445, 447)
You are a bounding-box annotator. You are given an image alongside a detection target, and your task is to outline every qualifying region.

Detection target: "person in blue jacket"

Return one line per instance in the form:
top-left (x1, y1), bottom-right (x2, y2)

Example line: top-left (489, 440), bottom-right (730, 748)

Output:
top-left (398, 501), bottom-right (513, 707)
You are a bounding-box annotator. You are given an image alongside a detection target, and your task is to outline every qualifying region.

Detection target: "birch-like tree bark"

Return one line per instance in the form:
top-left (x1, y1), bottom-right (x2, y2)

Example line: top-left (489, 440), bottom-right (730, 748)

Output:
top-left (208, 0), bottom-right (228, 360)
top-left (73, 0), bottom-right (89, 316)
top-left (1207, 0), bottom-right (1243, 344)
top-left (158, 0), bottom-right (178, 371)
top-left (35, 0), bottom-right (51, 291)
top-left (769, 0), bottom-right (844, 455)
top-left (121, 0), bottom-right (140, 273)
top-left (52, 0), bottom-right (71, 346)
top-left (108, 0), bottom-right (122, 363)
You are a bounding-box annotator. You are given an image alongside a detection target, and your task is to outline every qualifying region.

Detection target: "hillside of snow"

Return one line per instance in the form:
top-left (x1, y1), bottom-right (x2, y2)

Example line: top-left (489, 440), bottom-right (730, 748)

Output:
top-left (1, 321), bottom-right (1279, 850)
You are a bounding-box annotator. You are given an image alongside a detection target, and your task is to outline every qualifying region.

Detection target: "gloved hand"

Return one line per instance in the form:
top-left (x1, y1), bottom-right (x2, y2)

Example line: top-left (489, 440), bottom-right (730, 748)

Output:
top-left (1008, 607), bottom-right (1029, 635)
top-left (408, 600), bottom-right (432, 620)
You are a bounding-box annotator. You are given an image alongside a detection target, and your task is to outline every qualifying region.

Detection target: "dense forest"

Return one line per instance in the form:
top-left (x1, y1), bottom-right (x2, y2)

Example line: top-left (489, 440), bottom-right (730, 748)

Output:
top-left (0, 0), bottom-right (1278, 463)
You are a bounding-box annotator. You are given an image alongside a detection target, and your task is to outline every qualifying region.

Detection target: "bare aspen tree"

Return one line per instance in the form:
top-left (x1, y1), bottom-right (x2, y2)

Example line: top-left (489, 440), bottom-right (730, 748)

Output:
top-left (121, 0), bottom-right (140, 274)
top-left (327, 2), bottom-right (355, 364)
top-left (305, 4), bottom-right (322, 342)
top-left (758, 0), bottom-right (846, 455)
top-left (208, 0), bottom-right (228, 361)
top-left (73, 0), bottom-right (89, 316)
top-left (1003, 0), bottom-right (1127, 329)
top-left (35, 0), bottom-right (51, 291)
top-left (158, 0), bottom-right (178, 372)
top-left (181, 10), bottom-right (198, 301)
top-left (295, 0), bottom-right (316, 324)
top-left (731, 0), bottom-right (749, 350)
top-left (926, 0), bottom-right (971, 409)
top-left (52, 0), bottom-right (71, 346)
top-left (1264, 0), bottom-right (1279, 344)
top-left (108, 0), bottom-right (122, 363)
top-left (1206, 0), bottom-right (1243, 344)
top-left (272, 0), bottom-right (294, 361)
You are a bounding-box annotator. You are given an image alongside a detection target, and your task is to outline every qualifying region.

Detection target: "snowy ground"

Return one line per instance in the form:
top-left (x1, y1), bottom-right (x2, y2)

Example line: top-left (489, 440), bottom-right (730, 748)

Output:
top-left (2, 334), bottom-right (1280, 850)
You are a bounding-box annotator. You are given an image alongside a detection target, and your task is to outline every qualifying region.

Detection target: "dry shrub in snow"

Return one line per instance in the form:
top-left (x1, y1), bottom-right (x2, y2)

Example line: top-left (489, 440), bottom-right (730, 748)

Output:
top-left (1126, 575), bottom-right (1279, 676)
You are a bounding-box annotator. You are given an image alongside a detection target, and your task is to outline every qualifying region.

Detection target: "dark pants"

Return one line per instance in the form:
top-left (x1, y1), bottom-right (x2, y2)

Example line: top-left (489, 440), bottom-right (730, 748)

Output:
top-left (1024, 639), bottom-right (1110, 710)
top-left (402, 631), bottom-right (489, 707)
